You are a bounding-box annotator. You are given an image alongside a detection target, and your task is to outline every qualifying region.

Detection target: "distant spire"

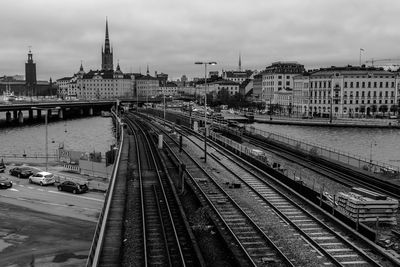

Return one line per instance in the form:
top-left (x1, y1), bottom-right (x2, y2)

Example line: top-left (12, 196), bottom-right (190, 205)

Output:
top-left (80, 60), bottom-right (84, 71)
top-left (116, 60), bottom-right (121, 71)
top-left (104, 17), bottom-right (110, 53)
top-left (146, 65), bottom-right (149, 75)
top-left (238, 52), bottom-right (242, 72)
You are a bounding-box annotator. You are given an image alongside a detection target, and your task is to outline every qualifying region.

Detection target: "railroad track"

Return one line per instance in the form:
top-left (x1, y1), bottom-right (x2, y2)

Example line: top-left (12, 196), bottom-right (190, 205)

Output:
top-left (148, 107), bottom-right (400, 199)
top-left (143, 113), bottom-right (398, 266)
top-left (243, 131), bottom-right (400, 199)
top-left (140, 114), bottom-right (293, 266)
top-left (123, 114), bottom-right (203, 267)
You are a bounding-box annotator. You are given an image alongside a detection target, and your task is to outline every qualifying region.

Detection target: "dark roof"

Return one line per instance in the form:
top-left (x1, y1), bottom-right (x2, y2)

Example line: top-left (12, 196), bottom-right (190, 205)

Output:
top-left (136, 74), bottom-right (159, 81)
top-left (57, 77), bottom-right (73, 81)
top-left (264, 62), bottom-right (305, 74)
top-left (166, 81), bottom-right (178, 87)
top-left (309, 65), bottom-right (394, 77)
top-left (240, 79), bottom-right (251, 89)
top-left (224, 70), bottom-right (253, 78)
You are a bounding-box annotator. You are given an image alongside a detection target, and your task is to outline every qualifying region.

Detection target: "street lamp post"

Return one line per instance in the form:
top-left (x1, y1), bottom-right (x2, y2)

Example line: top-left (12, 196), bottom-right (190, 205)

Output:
top-left (32, 107), bottom-right (60, 171)
top-left (370, 141), bottom-right (376, 170)
top-left (195, 61), bottom-right (217, 163)
top-left (163, 87), bottom-right (166, 126)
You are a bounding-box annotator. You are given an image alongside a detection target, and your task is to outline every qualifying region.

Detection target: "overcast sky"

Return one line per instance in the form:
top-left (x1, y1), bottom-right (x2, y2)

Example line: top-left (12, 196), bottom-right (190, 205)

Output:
top-left (1, 0), bottom-right (400, 81)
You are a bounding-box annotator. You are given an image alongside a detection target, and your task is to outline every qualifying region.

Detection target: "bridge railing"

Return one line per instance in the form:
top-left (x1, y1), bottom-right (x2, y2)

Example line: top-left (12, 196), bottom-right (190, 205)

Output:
top-left (86, 110), bottom-right (124, 267)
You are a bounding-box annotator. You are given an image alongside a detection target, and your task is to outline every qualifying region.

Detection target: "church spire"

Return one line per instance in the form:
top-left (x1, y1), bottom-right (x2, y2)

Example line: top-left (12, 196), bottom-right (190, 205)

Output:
top-left (104, 17), bottom-right (111, 54)
top-left (238, 52), bottom-right (242, 72)
top-left (101, 17), bottom-right (113, 71)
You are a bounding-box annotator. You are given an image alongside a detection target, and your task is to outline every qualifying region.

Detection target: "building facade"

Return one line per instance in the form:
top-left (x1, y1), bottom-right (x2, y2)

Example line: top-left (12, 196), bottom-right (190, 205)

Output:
top-left (293, 66), bottom-right (400, 117)
top-left (253, 61), bottom-right (305, 108)
top-left (56, 20), bottom-right (134, 100)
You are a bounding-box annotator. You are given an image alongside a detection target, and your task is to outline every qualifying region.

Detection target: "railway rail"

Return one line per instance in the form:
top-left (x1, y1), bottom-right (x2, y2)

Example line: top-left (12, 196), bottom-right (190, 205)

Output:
top-left (141, 114), bottom-right (293, 266)
top-left (144, 111), bottom-right (400, 266)
top-left (123, 114), bottom-right (203, 267)
top-left (242, 131), bottom-right (400, 199)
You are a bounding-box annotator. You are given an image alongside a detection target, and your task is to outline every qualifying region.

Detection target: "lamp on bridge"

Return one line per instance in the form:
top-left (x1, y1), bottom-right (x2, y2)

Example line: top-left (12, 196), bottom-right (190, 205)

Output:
top-left (194, 61), bottom-right (217, 163)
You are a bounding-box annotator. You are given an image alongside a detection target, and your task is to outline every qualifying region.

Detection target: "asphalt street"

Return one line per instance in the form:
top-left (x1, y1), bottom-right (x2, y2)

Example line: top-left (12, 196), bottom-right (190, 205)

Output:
top-left (0, 166), bottom-right (105, 266)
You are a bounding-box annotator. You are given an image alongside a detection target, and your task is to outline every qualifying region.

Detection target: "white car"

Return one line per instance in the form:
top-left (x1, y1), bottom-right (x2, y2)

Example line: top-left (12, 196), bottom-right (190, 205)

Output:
top-left (29, 171), bottom-right (55, 186)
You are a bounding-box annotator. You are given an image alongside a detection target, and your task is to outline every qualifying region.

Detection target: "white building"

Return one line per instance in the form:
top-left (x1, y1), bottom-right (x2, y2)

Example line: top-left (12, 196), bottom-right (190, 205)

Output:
top-left (293, 66), bottom-right (400, 117)
top-left (253, 62), bottom-right (305, 106)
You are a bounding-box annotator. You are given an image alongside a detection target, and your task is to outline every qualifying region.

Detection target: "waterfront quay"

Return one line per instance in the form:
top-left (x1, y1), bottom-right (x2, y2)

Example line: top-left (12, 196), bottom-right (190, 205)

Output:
top-left (253, 113), bottom-right (400, 128)
top-left (88, 110), bottom-right (400, 266)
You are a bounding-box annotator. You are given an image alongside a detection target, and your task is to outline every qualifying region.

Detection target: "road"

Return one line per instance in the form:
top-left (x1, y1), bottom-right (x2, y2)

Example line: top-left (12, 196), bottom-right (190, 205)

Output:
top-left (0, 169), bottom-right (105, 266)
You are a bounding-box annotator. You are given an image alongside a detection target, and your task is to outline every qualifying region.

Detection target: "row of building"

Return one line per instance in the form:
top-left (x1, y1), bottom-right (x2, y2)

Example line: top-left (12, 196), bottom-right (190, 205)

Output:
top-left (55, 20), bottom-right (400, 118)
top-left (5, 19), bottom-right (398, 118)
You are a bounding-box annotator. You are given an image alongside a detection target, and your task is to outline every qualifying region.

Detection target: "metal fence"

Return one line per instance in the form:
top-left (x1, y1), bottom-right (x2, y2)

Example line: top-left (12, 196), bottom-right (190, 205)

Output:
top-left (245, 125), bottom-right (400, 177)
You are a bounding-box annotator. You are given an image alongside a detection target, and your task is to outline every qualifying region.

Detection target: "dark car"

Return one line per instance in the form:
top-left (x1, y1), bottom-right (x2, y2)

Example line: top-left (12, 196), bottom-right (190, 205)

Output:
top-left (0, 176), bottom-right (12, 189)
top-left (9, 167), bottom-right (34, 178)
top-left (57, 181), bottom-right (88, 194)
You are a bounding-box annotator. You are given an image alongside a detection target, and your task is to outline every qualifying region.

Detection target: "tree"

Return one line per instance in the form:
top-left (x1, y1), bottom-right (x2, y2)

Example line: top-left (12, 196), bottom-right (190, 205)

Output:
top-left (379, 104), bottom-right (388, 115)
top-left (359, 105), bottom-right (366, 114)
top-left (371, 104), bottom-right (377, 115)
top-left (390, 104), bottom-right (398, 115)
top-left (217, 88), bottom-right (230, 104)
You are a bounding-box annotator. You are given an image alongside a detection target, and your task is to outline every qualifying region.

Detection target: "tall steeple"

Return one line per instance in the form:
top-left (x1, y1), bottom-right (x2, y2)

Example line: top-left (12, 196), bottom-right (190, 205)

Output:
top-left (101, 17), bottom-right (113, 71)
top-left (238, 52), bottom-right (242, 72)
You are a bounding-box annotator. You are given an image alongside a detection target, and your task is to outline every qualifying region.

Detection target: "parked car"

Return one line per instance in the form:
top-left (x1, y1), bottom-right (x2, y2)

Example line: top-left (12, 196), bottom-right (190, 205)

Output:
top-left (0, 176), bottom-right (12, 189)
top-left (28, 171), bottom-right (55, 186)
top-left (57, 181), bottom-right (88, 194)
top-left (9, 167), bottom-right (34, 178)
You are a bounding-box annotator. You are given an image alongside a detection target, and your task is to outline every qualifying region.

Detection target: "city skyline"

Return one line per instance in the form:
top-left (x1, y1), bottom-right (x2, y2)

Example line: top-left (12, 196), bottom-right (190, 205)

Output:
top-left (1, 0), bottom-right (400, 81)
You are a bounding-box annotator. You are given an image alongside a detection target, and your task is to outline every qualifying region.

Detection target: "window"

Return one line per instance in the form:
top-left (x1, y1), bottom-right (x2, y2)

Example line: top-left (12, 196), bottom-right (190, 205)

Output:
top-left (356, 91), bottom-right (359, 97)
top-left (362, 82), bottom-right (365, 88)
top-left (356, 82), bottom-right (359, 88)
top-left (368, 82), bottom-right (371, 88)
top-left (278, 75), bottom-right (282, 79)
top-left (344, 82), bottom-right (348, 88)
top-left (373, 82), bottom-right (377, 88)
top-left (350, 82), bottom-right (353, 88)
top-left (379, 82), bottom-right (383, 88)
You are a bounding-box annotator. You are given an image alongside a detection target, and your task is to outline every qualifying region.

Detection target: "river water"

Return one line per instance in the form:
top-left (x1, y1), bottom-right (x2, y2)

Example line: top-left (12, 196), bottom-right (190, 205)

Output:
top-left (0, 117), bottom-right (115, 159)
top-left (0, 115), bottom-right (398, 168)
top-left (251, 122), bottom-right (400, 168)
